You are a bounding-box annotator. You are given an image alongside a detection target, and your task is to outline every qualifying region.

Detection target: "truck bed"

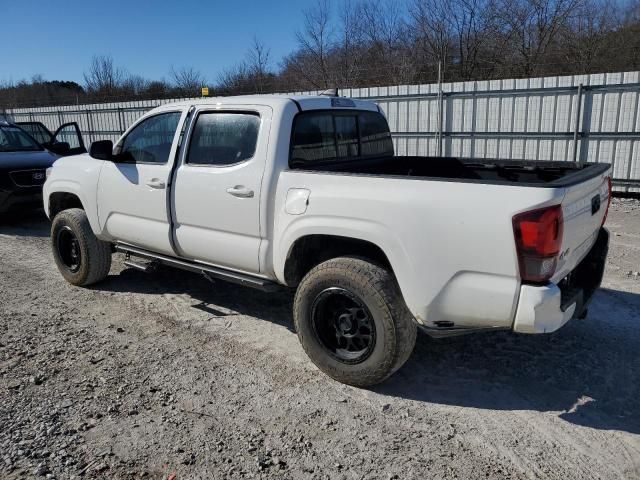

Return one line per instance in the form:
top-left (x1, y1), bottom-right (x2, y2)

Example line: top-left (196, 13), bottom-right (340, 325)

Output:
top-left (294, 156), bottom-right (610, 188)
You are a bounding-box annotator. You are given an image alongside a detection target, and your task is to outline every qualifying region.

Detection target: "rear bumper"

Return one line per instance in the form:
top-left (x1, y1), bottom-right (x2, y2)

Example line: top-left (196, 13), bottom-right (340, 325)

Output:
top-left (513, 228), bottom-right (609, 334)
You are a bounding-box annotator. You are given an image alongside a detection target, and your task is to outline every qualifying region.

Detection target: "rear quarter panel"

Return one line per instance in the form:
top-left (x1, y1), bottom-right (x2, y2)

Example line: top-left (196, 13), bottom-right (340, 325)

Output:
top-left (273, 171), bottom-right (565, 329)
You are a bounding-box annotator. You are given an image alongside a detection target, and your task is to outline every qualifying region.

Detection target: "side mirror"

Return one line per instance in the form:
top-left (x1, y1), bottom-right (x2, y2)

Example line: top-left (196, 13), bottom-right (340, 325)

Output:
top-left (89, 140), bottom-right (114, 160)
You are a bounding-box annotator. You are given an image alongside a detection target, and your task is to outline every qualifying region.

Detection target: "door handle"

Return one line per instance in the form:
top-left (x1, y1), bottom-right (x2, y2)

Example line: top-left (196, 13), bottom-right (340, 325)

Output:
top-left (226, 185), bottom-right (254, 198)
top-left (146, 178), bottom-right (166, 189)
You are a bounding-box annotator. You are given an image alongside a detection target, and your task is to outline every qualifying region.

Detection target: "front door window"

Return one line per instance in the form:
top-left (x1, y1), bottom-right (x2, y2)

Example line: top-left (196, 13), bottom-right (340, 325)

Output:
top-left (119, 112), bottom-right (181, 164)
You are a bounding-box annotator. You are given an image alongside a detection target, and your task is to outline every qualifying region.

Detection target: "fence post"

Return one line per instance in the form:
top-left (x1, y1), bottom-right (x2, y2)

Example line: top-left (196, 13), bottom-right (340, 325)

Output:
top-left (578, 86), bottom-right (593, 165)
top-left (86, 109), bottom-right (94, 144)
top-left (437, 61), bottom-right (443, 157)
top-left (572, 83), bottom-right (583, 163)
top-left (117, 107), bottom-right (125, 134)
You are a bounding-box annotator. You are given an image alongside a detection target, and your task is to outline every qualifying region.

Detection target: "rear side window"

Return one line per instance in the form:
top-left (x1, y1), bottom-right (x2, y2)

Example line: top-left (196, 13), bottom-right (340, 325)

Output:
top-left (187, 112), bottom-right (260, 166)
top-left (360, 111), bottom-right (394, 157)
top-left (290, 110), bottom-right (393, 167)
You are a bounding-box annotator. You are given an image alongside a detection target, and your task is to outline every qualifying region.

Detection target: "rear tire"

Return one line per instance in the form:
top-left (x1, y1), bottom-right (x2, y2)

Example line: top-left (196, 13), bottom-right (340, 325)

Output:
top-left (51, 208), bottom-right (111, 286)
top-left (293, 257), bottom-right (417, 387)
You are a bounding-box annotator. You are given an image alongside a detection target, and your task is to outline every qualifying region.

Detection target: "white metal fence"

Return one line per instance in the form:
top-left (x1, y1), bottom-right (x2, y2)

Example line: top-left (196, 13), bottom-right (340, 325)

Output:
top-left (3, 71), bottom-right (640, 191)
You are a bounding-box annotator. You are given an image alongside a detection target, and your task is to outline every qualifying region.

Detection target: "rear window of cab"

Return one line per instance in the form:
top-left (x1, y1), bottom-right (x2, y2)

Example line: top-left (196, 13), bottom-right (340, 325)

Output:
top-left (290, 110), bottom-right (393, 168)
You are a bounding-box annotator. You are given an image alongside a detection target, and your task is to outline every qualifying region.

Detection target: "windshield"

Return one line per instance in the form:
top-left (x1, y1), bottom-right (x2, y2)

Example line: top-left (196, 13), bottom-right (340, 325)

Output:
top-left (0, 125), bottom-right (43, 152)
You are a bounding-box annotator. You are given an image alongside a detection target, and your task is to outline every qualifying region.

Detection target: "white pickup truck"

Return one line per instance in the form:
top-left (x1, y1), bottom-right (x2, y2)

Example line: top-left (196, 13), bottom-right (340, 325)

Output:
top-left (43, 94), bottom-right (611, 386)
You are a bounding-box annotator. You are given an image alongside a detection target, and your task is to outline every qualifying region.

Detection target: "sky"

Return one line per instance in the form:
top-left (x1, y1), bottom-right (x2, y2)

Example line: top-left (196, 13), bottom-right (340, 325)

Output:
top-left (0, 0), bottom-right (318, 85)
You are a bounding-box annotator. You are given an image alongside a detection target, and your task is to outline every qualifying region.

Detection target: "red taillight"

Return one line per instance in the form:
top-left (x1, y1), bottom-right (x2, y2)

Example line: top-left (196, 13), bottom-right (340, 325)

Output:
top-left (513, 205), bottom-right (564, 284)
top-left (602, 176), bottom-right (612, 226)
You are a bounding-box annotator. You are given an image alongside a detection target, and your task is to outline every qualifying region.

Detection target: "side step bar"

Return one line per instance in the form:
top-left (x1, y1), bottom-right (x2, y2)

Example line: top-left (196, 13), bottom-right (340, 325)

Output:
top-left (115, 244), bottom-right (280, 292)
top-left (123, 258), bottom-right (158, 273)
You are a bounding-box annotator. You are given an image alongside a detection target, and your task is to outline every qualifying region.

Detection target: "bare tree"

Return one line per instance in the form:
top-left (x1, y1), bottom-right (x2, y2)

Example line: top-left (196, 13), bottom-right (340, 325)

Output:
top-left (217, 63), bottom-right (251, 94)
top-left (215, 38), bottom-right (276, 95)
top-left (618, 0), bottom-right (640, 68)
top-left (335, 0), bottom-right (364, 86)
top-left (83, 55), bottom-right (126, 95)
top-left (30, 74), bottom-right (46, 85)
top-left (145, 80), bottom-right (171, 98)
top-left (559, 0), bottom-right (616, 73)
top-left (411, 0), bottom-right (454, 78)
top-left (292, 0), bottom-right (335, 88)
top-left (355, 0), bottom-right (416, 84)
top-left (450, 0), bottom-right (497, 79)
top-left (122, 74), bottom-right (150, 95)
top-left (169, 66), bottom-right (205, 93)
top-left (497, 0), bottom-right (583, 76)
top-left (245, 37), bottom-right (272, 93)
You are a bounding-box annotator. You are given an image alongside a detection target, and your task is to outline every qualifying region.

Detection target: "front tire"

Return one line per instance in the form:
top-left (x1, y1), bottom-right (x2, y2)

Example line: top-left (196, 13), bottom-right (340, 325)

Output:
top-left (293, 257), bottom-right (417, 387)
top-left (51, 208), bottom-right (111, 286)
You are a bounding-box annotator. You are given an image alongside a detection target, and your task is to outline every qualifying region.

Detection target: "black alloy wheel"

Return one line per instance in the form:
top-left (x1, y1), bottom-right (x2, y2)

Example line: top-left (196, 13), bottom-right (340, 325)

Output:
top-left (311, 287), bottom-right (377, 364)
top-left (56, 225), bottom-right (82, 273)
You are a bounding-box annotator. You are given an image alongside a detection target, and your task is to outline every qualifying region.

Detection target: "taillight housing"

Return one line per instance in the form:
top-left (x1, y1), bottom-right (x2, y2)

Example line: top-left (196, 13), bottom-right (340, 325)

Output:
top-left (513, 205), bottom-right (564, 284)
top-left (601, 176), bottom-right (612, 226)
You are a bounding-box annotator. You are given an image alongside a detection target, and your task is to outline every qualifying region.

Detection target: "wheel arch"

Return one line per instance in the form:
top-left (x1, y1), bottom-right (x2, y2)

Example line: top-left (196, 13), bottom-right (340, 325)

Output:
top-left (49, 191), bottom-right (85, 219)
top-left (275, 217), bottom-right (419, 322)
top-left (282, 234), bottom-right (393, 287)
top-left (46, 186), bottom-right (101, 235)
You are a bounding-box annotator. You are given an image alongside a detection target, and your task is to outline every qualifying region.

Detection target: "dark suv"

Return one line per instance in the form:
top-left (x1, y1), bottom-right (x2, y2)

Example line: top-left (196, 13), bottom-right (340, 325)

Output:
top-left (0, 120), bottom-right (85, 214)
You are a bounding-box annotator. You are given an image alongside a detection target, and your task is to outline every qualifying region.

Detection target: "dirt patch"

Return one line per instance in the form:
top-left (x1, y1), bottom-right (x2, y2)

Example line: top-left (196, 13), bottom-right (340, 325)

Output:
top-left (1, 201), bottom-right (639, 479)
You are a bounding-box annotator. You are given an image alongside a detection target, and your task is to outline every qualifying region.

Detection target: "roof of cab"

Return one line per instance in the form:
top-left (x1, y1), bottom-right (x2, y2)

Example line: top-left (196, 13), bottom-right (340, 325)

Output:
top-left (149, 94), bottom-right (379, 114)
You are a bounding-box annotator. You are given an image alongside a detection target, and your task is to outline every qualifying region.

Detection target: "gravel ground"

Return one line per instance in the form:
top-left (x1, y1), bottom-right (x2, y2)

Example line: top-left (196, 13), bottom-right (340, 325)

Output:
top-left (1, 198), bottom-right (639, 480)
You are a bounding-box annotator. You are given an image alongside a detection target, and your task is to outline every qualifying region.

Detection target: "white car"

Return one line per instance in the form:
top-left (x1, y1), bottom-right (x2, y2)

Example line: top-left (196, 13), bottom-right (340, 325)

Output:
top-left (43, 94), bottom-right (611, 386)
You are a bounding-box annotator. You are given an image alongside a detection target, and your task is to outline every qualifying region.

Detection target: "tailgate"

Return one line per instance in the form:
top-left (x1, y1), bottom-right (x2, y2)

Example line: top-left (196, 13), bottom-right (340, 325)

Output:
top-left (552, 169), bottom-right (611, 283)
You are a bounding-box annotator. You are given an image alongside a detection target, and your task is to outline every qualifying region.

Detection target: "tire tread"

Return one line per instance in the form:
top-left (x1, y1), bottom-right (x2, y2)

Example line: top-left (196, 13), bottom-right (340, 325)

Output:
top-left (51, 208), bottom-right (111, 286)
